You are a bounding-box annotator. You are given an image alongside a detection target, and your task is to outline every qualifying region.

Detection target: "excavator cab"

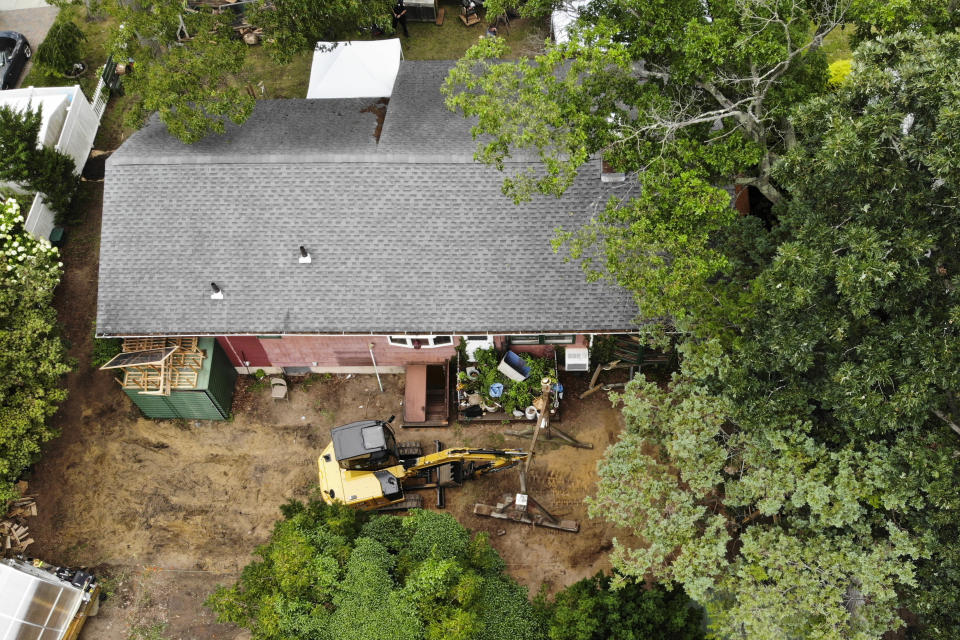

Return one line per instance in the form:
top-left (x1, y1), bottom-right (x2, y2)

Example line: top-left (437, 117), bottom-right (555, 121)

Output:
top-left (331, 419), bottom-right (400, 471)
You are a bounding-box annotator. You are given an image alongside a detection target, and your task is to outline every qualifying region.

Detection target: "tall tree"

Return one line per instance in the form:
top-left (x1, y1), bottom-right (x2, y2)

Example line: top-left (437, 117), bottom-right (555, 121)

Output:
top-left (207, 500), bottom-right (545, 640)
top-left (104, 0), bottom-right (391, 143)
top-left (0, 199), bottom-right (69, 505)
top-left (106, 4), bottom-right (255, 144)
top-left (444, 0), bottom-right (846, 205)
top-left (543, 572), bottom-right (704, 640)
top-left (589, 30), bottom-right (960, 639)
top-left (248, 0), bottom-right (393, 65)
top-left (443, 0), bottom-right (846, 337)
top-left (0, 105), bottom-right (79, 216)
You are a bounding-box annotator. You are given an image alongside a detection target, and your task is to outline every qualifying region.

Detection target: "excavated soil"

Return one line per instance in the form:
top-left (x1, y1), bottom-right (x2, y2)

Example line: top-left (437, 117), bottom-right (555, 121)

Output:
top-left (24, 182), bottom-right (632, 639)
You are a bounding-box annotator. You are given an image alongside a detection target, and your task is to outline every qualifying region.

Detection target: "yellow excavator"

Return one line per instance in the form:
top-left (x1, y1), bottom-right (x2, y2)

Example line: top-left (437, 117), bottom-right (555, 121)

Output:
top-left (318, 417), bottom-right (530, 510)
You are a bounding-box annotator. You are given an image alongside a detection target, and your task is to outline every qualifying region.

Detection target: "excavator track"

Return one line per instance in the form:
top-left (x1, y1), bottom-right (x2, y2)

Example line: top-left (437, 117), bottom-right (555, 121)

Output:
top-left (376, 494), bottom-right (423, 512)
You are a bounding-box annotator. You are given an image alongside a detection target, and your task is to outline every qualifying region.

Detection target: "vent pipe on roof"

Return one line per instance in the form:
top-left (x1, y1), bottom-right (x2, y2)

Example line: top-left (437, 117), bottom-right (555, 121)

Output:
top-left (299, 245), bottom-right (312, 264)
top-left (210, 282), bottom-right (224, 300)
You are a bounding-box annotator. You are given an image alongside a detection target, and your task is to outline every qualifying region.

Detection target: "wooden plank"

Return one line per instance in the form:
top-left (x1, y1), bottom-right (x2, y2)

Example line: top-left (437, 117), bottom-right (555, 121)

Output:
top-left (473, 503), bottom-right (579, 532)
top-left (403, 364), bottom-right (428, 423)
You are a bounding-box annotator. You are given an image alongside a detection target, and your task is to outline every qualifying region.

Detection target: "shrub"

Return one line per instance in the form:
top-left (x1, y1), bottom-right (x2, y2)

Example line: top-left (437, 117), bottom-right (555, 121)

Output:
top-left (828, 58), bottom-right (852, 85)
top-left (34, 17), bottom-right (86, 77)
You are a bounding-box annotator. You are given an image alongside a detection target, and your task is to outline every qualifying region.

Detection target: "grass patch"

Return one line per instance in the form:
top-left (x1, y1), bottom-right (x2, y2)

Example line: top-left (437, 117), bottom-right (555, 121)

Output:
top-left (128, 622), bottom-right (167, 640)
top-left (401, 1), bottom-right (549, 60)
top-left (821, 26), bottom-right (852, 63)
top-left (239, 0), bottom-right (549, 99)
top-left (19, 5), bottom-right (138, 149)
top-left (97, 568), bottom-right (129, 600)
top-left (240, 47), bottom-right (313, 99)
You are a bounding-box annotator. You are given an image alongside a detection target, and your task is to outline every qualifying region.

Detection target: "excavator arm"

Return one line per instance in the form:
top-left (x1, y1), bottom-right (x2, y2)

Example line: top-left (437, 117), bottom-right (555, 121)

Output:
top-left (402, 448), bottom-right (529, 476)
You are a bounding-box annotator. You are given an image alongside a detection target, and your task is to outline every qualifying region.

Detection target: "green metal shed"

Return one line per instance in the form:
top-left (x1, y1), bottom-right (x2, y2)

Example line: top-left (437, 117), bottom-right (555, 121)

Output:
top-left (124, 338), bottom-right (237, 420)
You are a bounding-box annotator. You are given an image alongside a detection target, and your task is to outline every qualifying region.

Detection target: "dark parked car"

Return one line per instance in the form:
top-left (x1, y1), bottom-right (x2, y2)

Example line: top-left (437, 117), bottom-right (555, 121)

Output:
top-left (0, 31), bottom-right (31, 90)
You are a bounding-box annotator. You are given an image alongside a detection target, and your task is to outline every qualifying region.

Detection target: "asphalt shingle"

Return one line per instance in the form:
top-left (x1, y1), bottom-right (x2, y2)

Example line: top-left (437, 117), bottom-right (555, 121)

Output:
top-left (97, 62), bottom-right (639, 336)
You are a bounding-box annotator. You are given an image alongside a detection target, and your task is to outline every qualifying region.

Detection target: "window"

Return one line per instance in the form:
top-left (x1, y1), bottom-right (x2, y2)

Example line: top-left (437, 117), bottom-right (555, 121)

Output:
top-left (507, 334), bottom-right (576, 345)
top-left (387, 335), bottom-right (454, 348)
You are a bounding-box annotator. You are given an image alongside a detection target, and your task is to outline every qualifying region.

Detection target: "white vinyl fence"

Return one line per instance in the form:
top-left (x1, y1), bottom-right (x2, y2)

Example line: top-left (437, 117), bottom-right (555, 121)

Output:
top-left (18, 82), bottom-right (109, 241)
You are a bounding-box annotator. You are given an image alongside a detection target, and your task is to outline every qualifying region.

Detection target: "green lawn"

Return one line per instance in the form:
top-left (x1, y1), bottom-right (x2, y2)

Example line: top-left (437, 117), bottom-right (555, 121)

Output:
top-left (18, 6), bottom-right (140, 149)
top-left (242, 0), bottom-right (550, 100)
top-left (402, 0), bottom-right (549, 60)
top-left (821, 26), bottom-right (853, 63)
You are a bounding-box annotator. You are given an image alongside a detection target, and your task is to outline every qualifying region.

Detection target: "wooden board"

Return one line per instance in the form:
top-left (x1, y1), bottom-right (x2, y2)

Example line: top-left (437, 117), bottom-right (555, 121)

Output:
top-left (473, 503), bottom-right (579, 532)
top-left (404, 364), bottom-right (427, 423)
top-left (100, 347), bottom-right (177, 370)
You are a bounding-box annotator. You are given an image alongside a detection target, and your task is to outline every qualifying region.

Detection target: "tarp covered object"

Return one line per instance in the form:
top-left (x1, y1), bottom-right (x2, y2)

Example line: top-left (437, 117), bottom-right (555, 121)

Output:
top-left (307, 40), bottom-right (402, 99)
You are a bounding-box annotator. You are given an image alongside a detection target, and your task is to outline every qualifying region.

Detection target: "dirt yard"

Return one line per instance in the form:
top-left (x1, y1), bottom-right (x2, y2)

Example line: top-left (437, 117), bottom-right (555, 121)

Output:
top-left (29, 372), bottom-right (628, 640)
top-left (22, 182), bottom-right (633, 640)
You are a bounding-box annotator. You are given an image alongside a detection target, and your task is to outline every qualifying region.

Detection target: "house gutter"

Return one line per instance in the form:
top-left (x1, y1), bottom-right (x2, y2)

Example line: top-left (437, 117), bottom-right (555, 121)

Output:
top-left (95, 329), bottom-right (644, 339)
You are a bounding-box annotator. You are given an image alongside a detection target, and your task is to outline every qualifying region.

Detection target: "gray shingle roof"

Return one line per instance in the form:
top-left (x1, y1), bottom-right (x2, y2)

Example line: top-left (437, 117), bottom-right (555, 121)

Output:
top-left (376, 60), bottom-right (538, 163)
top-left (97, 62), bottom-right (639, 336)
top-left (110, 98), bottom-right (381, 166)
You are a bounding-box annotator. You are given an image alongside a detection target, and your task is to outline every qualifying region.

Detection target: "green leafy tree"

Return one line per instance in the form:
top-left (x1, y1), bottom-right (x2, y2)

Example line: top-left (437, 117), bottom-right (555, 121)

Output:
top-left (0, 105), bottom-right (79, 216)
top-left (105, 5), bottom-right (256, 144)
top-left (248, 0), bottom-right (393, 65)
top-left (443, 0), bottom-right (848, 204)
top-left (443, 0), bottom-right (846, 339)
top-left (103, 0), bottom-right (393, 142)
top-left (848, 0), bottom-right (960, 44)
top-left (545, 573), bottom-right (704, 640)
top-left (207, 499), bottom-right (544, 640)
top-left (33, 16), bottom-right (86, 77)
top-left (589, 30), bottom-right (960, 640)
top-left (0, 199), bottom-right (69, 505)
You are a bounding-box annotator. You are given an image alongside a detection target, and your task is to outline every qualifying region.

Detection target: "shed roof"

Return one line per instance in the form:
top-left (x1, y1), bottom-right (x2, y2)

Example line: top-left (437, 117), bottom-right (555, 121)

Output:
top-left (97, 61), bottom-right (638, 336)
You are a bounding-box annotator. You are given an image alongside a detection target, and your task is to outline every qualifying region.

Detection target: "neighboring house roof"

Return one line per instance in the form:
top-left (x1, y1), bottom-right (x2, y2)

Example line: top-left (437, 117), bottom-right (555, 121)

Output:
top-left (97, 61), bottom-right (638, 337)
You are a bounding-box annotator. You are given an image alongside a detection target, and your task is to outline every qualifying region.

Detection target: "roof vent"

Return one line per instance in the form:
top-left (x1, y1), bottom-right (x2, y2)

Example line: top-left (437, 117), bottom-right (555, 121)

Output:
top-left (299, 245), bottom-right (312, 264)
top-left (210, 282), bottom-right (224, 300)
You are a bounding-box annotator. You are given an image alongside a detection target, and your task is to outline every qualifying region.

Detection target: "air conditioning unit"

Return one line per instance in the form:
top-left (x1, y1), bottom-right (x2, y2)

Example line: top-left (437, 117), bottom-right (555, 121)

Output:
top-left (564, 347), bottom-right (589, 372)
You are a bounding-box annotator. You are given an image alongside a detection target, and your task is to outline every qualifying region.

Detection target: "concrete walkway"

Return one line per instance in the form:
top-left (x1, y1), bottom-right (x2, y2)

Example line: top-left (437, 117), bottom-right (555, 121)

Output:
top-left (0, 0), bottom-right (54, 11)
top-left (0, 2), bottom-right (59, 89)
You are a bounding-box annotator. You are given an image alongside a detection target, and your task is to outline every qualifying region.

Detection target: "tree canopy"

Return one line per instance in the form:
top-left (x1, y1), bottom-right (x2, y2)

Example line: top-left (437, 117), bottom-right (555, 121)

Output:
top-left (446, 1), bottom-right (960, 637)
top-left (586, 29), bottom-right (960, 640)
top-left (103, 0), bottom-right (392, 143)
top-left (0, 105), bottom-right (79, 216)
top-left (208, 497), bottom-right (710, 640)
top-left (543, 572), bottom-right (704, 640)
top-left (207, 500), bottom-right (544, 640)
top-left (0, 199), bottom-right (69, 505)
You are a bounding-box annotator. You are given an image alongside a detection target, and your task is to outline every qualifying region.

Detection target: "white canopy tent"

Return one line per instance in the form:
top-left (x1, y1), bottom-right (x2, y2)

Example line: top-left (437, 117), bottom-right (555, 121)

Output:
top-left (306, 40), bottom-right (403, 99)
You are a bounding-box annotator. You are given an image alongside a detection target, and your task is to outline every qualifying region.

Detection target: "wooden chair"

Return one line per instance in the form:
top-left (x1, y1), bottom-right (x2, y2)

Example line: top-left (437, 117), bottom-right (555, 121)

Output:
top-left (270, 378), bottom-right (288, 400)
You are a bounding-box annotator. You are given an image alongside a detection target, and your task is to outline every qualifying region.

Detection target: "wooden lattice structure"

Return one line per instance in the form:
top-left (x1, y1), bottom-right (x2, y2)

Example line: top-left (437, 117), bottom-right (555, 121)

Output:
top-left (101, 337), bottom-right (206, 396)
